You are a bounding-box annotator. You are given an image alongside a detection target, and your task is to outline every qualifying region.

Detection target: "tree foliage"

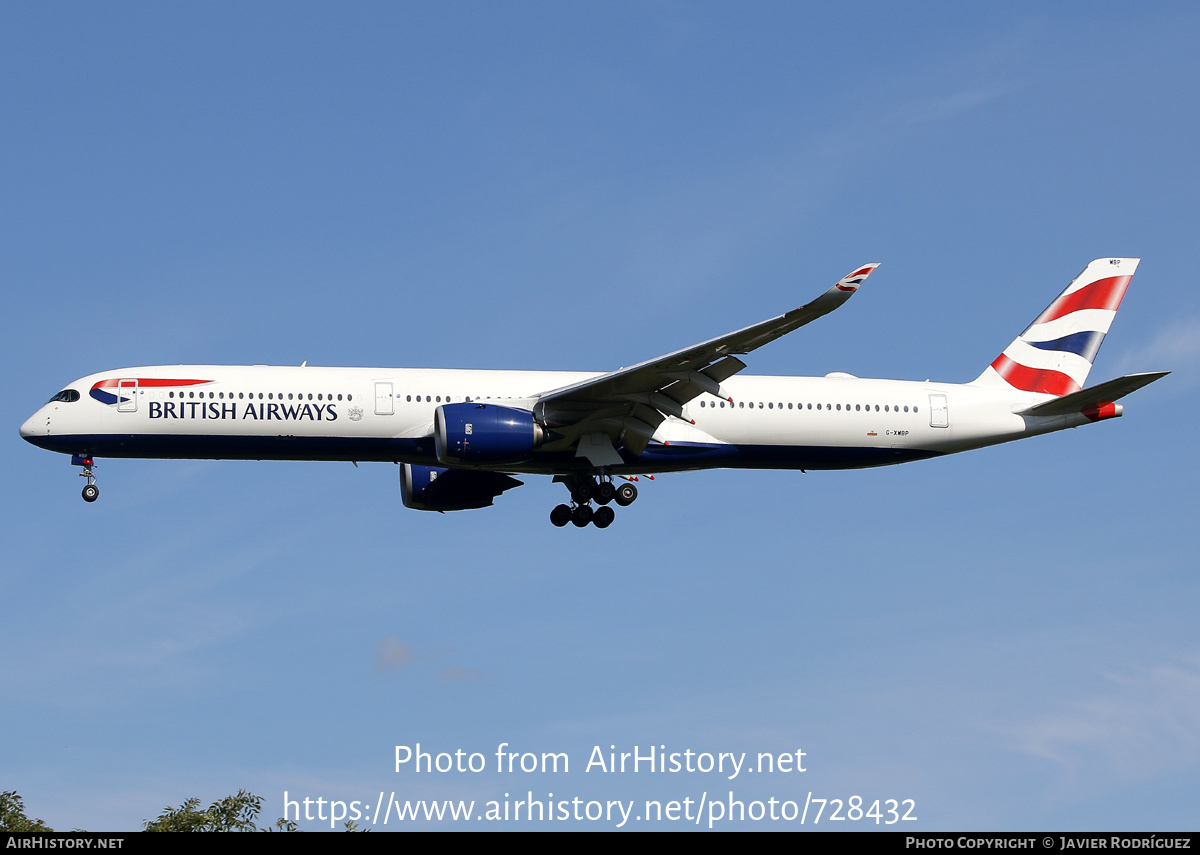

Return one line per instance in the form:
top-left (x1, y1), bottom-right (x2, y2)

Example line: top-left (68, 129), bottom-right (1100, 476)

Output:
top-left (144, 790), bottom-right (297, 832)
top-left (4, 790), bottom-right (365, 831)
top-left (0, 790), bottom-right (54, 831)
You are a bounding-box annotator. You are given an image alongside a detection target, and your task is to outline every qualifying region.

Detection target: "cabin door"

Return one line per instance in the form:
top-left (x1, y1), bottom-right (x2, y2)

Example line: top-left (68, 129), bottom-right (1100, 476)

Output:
top-left (928, 394), bottom-right (948, 428)
top-left (117, 378), bottom-right (138, 413)
top-left (374, 382), bottom-right (394, 415)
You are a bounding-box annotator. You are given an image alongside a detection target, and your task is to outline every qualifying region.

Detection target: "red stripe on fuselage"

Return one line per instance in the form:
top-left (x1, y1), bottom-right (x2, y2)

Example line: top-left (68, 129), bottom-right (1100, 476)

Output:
top-left (990, 354), bottom-right (1081, 396)
top-left (91, 378), bottom-right (212, 390)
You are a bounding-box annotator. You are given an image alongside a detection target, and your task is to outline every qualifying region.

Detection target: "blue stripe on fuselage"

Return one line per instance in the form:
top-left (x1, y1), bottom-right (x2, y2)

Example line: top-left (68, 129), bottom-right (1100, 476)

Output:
top-left (26, 433), bottom-right (942, 473)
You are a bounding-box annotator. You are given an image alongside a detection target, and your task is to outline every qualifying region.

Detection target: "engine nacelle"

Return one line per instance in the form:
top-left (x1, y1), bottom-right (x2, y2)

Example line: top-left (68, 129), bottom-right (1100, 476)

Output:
top-left (400, 463), bottom-right (523, 512)
top-left (434, 402), bottom-right (545, 465)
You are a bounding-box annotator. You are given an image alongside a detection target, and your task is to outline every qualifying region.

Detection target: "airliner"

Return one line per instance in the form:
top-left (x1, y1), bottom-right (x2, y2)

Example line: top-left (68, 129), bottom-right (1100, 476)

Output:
top-left (20, 258), bottom-right (1166, 528)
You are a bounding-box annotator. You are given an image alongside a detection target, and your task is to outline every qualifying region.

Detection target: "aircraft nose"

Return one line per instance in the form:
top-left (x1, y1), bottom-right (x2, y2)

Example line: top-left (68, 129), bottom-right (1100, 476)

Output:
top-left (19, 411), bottom-right (44, 442)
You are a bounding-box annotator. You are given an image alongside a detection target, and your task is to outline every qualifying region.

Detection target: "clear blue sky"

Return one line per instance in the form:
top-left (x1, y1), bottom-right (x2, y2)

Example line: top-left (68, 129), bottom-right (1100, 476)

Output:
top-left (4, 2), bottom-right (1198, 831)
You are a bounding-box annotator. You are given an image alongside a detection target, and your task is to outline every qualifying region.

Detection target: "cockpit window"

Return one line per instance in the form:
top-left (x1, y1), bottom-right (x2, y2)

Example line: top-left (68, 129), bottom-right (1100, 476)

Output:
top-left (48, 389), bottom-right (80, 403)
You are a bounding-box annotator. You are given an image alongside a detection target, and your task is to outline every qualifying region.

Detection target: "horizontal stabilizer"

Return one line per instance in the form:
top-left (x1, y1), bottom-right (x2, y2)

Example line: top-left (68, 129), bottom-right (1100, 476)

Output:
top-left (1018, 371), bottom-right (1169, 417)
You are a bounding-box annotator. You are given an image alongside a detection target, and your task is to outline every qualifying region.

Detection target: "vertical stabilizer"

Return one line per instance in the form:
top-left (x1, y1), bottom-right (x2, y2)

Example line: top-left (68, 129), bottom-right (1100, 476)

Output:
top-left (973, 258), bottom-right (1138, 396)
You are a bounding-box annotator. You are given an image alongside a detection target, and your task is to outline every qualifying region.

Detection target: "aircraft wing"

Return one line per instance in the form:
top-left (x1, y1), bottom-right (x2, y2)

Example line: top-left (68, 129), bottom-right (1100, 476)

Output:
top-left (533, 263), bottom-right (880, 461)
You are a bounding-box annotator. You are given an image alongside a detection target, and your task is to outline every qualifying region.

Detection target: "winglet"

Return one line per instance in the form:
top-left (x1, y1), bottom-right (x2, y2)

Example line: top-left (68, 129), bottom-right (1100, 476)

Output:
top-left (793, 263), bottom-right (880, 320)
top-left (833, 263), bottom-right (881, 293)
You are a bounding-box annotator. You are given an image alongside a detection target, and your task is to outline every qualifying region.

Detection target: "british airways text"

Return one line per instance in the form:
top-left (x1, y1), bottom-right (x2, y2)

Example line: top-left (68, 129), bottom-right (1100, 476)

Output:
top-left (147, 401), bottom-right (339, 421)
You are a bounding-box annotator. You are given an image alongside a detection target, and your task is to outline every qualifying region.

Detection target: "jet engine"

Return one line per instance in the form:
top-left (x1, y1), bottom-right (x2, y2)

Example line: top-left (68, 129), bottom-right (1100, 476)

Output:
top-left (400, 463), bottom-right (523, 512)
top-left (434, 402), bottom-right (546, 465)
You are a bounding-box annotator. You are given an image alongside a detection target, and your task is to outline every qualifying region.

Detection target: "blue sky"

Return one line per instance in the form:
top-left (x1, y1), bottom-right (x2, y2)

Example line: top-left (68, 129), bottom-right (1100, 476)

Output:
top-left (3, 2), bottom-right (1199, 831)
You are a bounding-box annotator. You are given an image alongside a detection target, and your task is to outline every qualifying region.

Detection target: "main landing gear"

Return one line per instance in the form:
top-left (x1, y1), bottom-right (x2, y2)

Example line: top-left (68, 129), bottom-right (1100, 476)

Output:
top-left (73, 455), bottom-right (99, 503)
top-left (549, 474), bottom-right (638, 529)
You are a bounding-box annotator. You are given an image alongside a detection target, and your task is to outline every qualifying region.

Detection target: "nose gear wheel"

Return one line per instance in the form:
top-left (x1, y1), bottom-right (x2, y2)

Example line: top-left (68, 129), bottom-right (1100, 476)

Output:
top-left (75, 457), bottom-right (99, 503)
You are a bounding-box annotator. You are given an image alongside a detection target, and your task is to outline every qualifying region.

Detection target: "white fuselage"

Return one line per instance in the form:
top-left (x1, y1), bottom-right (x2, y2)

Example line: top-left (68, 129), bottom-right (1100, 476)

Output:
top-left (20, 364), bottom-right (1080, 475)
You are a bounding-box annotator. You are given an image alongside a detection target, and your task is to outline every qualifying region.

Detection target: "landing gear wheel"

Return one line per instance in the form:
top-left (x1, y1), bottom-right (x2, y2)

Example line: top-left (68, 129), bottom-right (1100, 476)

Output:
top-left (571, 504), bottom-right (593, 527)
top-left (550, 504), bottom-right (572, 527)
top-left (82, 484), bottom-right (99, 503)
top-left (594, 482), bottom-right (616, 505)
top-left (571, 480), bottom-right (595, 503)
top-left (593, 506), bottom-right (615, 528)
top-left (614, 482), bottom-right (638, 506)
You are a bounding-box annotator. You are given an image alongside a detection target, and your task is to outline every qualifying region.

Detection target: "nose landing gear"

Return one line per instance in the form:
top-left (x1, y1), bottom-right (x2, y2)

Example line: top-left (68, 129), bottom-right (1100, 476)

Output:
top-left (73, 455), bottom-right (99, 503)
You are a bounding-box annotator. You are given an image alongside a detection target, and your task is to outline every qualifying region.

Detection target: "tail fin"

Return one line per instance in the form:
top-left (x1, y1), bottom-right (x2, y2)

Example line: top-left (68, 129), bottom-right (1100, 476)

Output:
top-left (973, 257), bottom-right (1139, 396)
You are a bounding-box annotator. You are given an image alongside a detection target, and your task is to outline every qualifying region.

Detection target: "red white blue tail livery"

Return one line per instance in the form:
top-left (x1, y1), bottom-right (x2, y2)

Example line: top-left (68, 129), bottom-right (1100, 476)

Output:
top-left (977, 257), bottom-right (1136, 396)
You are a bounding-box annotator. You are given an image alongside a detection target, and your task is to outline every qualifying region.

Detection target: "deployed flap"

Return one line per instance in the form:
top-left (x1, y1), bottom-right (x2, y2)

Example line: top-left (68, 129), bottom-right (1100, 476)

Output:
top-left (1018, 371), bottom-right (1168, 417)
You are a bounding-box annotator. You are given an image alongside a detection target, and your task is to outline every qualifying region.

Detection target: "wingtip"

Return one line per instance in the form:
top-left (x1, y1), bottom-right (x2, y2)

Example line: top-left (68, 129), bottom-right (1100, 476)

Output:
top-left (834, 263), bottom-right (881, 292)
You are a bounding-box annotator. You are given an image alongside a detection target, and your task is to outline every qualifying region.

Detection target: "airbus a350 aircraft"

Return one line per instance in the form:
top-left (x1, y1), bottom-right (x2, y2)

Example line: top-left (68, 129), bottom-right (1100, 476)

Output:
top-left (21, 258), bottom-right (1166, 528)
